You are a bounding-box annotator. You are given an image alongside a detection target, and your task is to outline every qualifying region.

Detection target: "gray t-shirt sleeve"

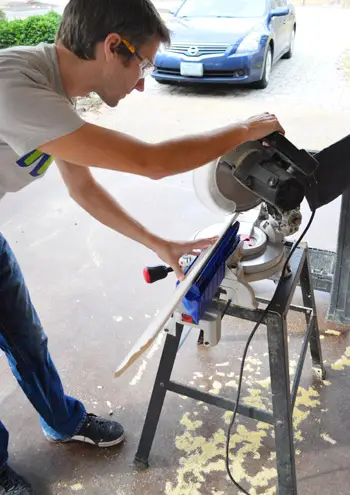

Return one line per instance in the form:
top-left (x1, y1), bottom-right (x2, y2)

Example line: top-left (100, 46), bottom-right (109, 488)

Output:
top-left (0, 73), bottom-right (86, 156)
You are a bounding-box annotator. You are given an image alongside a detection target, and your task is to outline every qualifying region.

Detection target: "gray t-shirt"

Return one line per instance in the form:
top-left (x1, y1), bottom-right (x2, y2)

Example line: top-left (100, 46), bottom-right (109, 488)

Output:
top-left (0, 42), bottom-right (85, 201)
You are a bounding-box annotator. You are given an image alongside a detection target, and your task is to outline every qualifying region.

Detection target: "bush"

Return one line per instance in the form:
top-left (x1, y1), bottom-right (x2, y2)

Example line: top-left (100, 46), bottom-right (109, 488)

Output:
top-left (0, 9), bottom-right (6, 21)
top-left (0, 11), bottom-right (61, 49)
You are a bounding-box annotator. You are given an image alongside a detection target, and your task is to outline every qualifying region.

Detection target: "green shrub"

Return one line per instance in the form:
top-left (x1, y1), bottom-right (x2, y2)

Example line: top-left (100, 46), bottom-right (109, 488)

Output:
top-left (0, 9), bottom-right (6, 21)
top-left (0, 11), bottom-right (61, 49)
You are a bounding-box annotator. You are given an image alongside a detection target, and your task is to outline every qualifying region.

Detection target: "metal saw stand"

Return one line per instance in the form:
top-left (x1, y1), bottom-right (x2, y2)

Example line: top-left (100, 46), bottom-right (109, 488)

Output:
top-left (134, 242), bottom-right (326, 495)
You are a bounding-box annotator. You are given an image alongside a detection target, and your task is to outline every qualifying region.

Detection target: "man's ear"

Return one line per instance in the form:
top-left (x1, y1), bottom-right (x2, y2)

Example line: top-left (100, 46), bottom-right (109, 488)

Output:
top-left (104, 33), bottom-right (122, 59)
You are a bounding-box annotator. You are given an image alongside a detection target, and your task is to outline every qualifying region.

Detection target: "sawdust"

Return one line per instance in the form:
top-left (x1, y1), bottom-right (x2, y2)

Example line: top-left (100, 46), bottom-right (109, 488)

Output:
top-left (162, 320), bottom-right (350, 495)
top-left (243, 388), bottom-right (267, 411)
top-left (165, 368), bottom-right (276, 494)
top-left (325, 329), bottom-right (341, 336)
top-left (70, 483), bottom-right (83, 491)
top-left (331, 347), bottom-right (350, 370)
top-left (225, 379), bottom-right (238, 389)
top-left (320, 433), bottom-right (337, 445)
top-left (129, 360), bottom-right (147, 386)
top-left (165, 353), bottom-right (330, 495)
top-left (180, 412), bottom-right (203, 431)
top-left (209, 381), bottom-right (223, 395)
top-left (246, 357), bottom-right (263, 366)
top-left (256, 377), bottom-right (271, 390)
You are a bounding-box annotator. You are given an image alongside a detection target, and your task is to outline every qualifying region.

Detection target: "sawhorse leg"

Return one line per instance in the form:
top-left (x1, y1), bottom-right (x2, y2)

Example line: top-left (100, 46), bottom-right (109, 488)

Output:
top-left (134, 323), bottom-right (183, 467)
top-left (300, 251), bottom-right (326, 379)
top-left (267, 312), bottom-right (297, 495)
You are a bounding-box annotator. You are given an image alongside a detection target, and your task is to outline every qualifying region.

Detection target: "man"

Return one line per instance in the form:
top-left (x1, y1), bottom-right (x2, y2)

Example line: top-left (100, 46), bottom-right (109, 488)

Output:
top-left (0, 0), bottom-right (284, 492)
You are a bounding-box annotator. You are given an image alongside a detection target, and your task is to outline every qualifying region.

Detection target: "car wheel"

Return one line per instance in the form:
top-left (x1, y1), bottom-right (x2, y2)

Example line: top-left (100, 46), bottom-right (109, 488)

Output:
top-left (254, 45), bottom-right (272, 89)
top-left (282, 26), bottom-right (296, 59)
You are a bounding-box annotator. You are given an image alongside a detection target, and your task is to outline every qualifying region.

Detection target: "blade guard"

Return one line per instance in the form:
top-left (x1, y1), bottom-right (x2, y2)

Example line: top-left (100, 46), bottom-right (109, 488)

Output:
top-left (193, 145), bottom-right (263, 215)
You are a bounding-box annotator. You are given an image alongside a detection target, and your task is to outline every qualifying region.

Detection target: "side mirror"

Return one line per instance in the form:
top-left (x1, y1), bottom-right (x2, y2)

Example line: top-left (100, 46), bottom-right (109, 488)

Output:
top-left (270, 7), bottom-right (290, 17)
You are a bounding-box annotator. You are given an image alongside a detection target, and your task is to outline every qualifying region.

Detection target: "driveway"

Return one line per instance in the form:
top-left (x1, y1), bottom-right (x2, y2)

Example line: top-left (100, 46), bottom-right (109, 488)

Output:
top-left (1, 5), bottom-right (350, 495)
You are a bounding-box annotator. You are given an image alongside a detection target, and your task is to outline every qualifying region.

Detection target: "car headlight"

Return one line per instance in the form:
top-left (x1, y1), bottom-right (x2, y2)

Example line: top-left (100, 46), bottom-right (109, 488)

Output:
top-left (236, 29), bottom-right (264, 54)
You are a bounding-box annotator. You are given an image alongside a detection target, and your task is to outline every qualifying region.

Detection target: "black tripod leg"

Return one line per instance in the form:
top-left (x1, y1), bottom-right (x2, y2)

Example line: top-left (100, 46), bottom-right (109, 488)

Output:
top-left (267, 312), bottom-right (298, 495)
top-left (300, 252), bottom-right (326, 379)
top-left (134, 323), bottom-right (183, 468)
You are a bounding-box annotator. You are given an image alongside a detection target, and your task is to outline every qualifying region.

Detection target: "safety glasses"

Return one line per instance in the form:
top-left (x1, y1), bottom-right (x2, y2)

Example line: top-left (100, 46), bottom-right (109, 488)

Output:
top-left (121, 38), bottom-right (155, 79)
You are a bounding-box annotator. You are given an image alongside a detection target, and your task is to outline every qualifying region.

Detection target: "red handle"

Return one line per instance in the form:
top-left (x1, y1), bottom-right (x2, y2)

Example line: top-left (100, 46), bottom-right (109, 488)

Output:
top-left (143, 265), bottom-right (174, 284)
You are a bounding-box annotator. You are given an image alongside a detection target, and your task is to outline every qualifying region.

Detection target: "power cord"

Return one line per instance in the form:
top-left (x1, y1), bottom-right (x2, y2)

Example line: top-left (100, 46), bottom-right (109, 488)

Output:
top-left (225, 209), bottom-right (316, 494)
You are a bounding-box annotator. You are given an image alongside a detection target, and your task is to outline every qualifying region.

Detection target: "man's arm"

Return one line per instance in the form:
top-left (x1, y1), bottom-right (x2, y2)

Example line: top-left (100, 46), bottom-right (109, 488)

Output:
top-left (57, 160), bottom-right (218, 279)
top-left (41, 113), bottom-right (284, 180)
top-left (57, 159), bottom-right (165, 249)
top-left (0, 77), bottom-right (283, 180)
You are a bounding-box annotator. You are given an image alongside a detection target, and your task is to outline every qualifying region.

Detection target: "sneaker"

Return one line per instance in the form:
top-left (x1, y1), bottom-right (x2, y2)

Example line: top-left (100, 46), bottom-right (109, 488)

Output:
top-left (46, 414), bottom-right (125, 448)
top-left (0, 464), bottom-right (34, 495)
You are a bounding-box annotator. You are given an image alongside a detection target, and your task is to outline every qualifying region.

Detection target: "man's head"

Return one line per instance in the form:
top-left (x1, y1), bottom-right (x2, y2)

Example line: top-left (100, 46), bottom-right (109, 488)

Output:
top-left (56, 0), bottom-right (170, 106)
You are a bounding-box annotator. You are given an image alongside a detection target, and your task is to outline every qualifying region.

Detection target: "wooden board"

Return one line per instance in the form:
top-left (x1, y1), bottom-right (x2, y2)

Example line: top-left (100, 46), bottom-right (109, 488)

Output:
top-left (114, 213), bottom-right (238, 377)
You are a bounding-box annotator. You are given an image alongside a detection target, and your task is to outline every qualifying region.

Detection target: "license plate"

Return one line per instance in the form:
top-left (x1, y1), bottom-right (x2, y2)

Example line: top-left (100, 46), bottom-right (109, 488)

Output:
top-left (180, 62), bottom-right (204, 77)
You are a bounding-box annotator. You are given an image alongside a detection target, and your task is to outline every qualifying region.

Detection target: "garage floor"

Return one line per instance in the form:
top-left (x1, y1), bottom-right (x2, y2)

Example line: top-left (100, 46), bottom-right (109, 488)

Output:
top-left (1, 5), bottom-right (350, 494)
top-left (1, 165), bottom-right (350, 495)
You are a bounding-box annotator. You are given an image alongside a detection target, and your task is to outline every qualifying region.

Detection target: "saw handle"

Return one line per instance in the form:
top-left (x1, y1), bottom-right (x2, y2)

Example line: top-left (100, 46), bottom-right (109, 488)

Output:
top-left (143, 265), bottom-right (174, 284)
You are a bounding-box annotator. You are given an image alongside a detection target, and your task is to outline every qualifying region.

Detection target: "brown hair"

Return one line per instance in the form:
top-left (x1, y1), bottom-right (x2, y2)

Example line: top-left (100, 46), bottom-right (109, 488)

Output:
top-left (56, 0), bottom-right (171, 60)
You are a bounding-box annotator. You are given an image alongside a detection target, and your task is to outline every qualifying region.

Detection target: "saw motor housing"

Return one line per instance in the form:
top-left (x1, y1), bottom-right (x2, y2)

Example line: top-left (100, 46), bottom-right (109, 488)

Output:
top-left (231, 132), bottom-right (319, 213)
top-left (193, 131), bottom-right (320, 242)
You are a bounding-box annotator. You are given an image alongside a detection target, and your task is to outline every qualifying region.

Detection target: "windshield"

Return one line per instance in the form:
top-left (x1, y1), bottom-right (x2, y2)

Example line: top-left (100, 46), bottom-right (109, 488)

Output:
top-left (176, 0), bottom-right (267, 18)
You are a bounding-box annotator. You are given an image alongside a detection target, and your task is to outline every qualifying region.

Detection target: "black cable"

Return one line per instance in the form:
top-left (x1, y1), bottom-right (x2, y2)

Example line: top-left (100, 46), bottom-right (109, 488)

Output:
top-left (225, 209), bottom-right (316, 494)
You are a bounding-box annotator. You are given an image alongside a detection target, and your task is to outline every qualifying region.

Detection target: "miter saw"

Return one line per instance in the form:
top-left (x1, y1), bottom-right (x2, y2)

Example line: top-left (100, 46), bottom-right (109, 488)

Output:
top-left (192, 132), bottom-right (318, 287)
top-left (117, 131), bottom-right (350, 495)
top-left (144, 132), bottom-right (319, 349)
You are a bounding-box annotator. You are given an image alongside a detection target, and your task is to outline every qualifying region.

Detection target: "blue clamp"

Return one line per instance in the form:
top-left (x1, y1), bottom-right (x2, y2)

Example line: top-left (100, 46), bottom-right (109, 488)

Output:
top-left (178, 221), bottom-right (240, 324)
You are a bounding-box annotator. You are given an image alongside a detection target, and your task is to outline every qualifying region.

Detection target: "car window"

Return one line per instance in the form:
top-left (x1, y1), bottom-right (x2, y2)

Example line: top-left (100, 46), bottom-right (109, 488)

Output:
top-left (273, 0), bottom-right (287, 6)
top-left (176, 0), bottom-right (267, 18)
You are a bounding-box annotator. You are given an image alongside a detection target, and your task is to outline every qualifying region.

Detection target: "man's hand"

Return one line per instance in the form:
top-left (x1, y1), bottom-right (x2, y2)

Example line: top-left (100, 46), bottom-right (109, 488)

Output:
top-left (57, 160), bottom-right (218, 279)
top-left (153, 237), bottom-right (218, 281)
top-left (242, 112), bottom-right (285, 141)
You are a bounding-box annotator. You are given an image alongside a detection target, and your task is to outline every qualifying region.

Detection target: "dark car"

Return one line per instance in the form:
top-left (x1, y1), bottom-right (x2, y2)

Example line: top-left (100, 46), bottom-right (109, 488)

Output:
top-left (152, 0), bottom-right (296, 88)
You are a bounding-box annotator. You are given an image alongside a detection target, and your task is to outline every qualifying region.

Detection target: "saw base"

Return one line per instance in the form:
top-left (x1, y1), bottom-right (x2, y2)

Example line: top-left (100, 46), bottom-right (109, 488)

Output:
top-left (193, 217), bottom-right (286, 283)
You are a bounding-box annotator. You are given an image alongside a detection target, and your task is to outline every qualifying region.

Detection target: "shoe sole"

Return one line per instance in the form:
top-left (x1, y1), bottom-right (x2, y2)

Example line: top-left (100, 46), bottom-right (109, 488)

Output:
top-left (45, 433), bottom-right (126, 448)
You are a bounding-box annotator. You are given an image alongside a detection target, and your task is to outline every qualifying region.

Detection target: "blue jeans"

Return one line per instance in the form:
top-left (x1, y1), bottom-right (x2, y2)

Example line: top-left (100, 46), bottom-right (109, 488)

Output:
top-left (0, 233), bottom-right (86, 468)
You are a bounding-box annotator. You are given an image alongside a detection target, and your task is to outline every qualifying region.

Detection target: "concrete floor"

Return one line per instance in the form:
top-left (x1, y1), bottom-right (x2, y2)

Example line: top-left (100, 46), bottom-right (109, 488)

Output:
top-left (1, 5), bottom-right (350, 495)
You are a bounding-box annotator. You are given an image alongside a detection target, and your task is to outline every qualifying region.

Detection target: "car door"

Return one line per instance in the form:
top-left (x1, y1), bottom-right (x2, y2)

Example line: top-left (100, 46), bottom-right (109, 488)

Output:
top-left (269, 0), bottom-right (284, 60)
top-left (277, 0), bottom-right (293, 52)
